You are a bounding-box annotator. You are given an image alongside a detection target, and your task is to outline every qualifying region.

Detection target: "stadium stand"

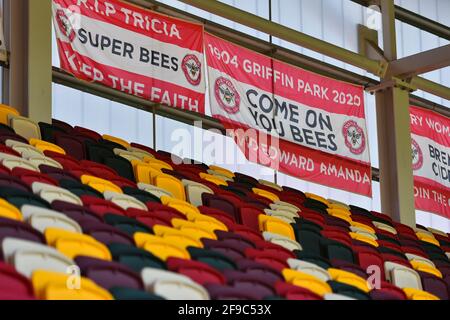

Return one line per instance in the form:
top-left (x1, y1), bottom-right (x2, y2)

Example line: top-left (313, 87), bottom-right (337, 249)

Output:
top-left (0, 104), bottom-right (448, 300)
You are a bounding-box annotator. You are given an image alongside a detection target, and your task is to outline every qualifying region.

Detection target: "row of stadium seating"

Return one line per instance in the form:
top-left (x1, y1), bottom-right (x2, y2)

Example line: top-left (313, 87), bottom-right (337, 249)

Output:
top-left (0, 104), bottom-right (449, 300)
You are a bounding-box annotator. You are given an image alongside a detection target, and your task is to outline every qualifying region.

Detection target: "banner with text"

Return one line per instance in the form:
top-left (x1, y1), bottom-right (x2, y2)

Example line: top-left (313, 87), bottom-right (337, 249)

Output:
top-left (52, 0), bottom-right (205, 113)
top-left (411, 106), bottom-right (450, 218)
top-left (205, 33), bottom-right (371, 196)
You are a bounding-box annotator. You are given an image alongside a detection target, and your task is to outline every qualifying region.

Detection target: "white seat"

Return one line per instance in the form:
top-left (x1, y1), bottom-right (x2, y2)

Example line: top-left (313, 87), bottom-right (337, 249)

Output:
top-left (258, 179), bottom-right (283, 191)
top-left (137, 182), bottom-right (173, 199)
top-left (21, 205), bottom-right (81, 233)
top-left (405, 253), bottom-right (435, 268)
top-left (31, 182), bottom-right (82, 205)
top-left (114, 148), bottom-right (144, 162)
top-left (8, 114), bottom-right (41, 140)
top-left (182, 179), bottom-right (213, 207)
top-left (2, 237), bottom-right (75, 277)
top-left (0, 152), bottom-right (40, 172)
top-left (324, 293), bottom-right (356, 300)
top-left (327, 199), bottom-right (350, 210)
top-left (372, 221), bottom-right (397, 235)
top-left (127, 146), bottom-right (155, 159)
top-left (349, 226), bottom-right (378, 240)
top-left (427, 227), bottom-right (448, 237)
top-left (206, 169), bottom-right (233, 182)
top-left (5, 140), bottom-right (44, 158)
top-left (103, 191), bottom-right (147, 210)
top-left (287, 258), bottom-right (331, 282)
top-left (26, 156), bottom-right (63, 169)
top-left (141, 268), bottom-right (209, 300)
top-left (263, 232), bottom-right (302, 251)
top-left (270, 202), bottom-right (299, 214)
top-left (384, 261), bottom-right (422, 290)
top-left (263, 209), bottom-right (296, 224)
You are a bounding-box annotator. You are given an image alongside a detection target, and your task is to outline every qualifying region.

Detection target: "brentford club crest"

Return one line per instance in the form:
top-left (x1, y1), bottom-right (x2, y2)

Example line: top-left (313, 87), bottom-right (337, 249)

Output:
top-left (214, 77), bottom-right (240, 114)
top-left (342, 120), bottom-right (366, 155)
top-left (56, 9), bottom-right (76, 43)
top-left (411, 138), bottom-right (423, 170)
top-left (182, 54), bottom-right (202, 86)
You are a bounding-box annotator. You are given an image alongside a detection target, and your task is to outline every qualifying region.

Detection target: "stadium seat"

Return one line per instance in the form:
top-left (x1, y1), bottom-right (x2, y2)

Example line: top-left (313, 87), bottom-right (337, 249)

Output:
top-left (258, 215), bottom-right (295, 240)
top-left (110, 287), bottom-right (164, 300)
top-left (135, 232), bottom-right (192, 261)
top-left (160, 196), bottom-right (199, 216)
top-left (8, 115), bottom-right (41, 141)
top-left (75, 256), bottom-right (144, 290)
top-left (108, 243), bottom-right (165, 272)
top-left (262, 232), bottom-right (302, 251)
top-left (287, 258), bottom-right (330, 282)
top-left (384, 261), bottom-right (422, 290)
top-left (103, 191), bottom-right (147, 211)
top-left (282, 268), bottom-right (332, 297)
top-left (141, 268), bottom-right (209, 300)
top-left (0, 104), bottom-right (20, 125)
top-left (183, 179), bottom-right (214, 207)
top-left (21, 205), bottom-right (81, 233)
top-left (32, 270), bottom-right (113, 300)
top-left (0, 199), bottom-right (23, 220)
top-left (104, 214), bottom-right (152, 235)
top-left (403, 287), bottom-right (440, 300)
top-left (328, 268), bottom-right (370, 293)
top-left (0, 262), bottom-right (35, 299)
top-left (154, 174), bottom-right (185, 201)
top-left (102, 134), bottom-right (130, 149)
top-left (81, 175), bottom-right (122, 194)
top-left (45, 227), bottom-right (112, 260)
top-left (166, 257), bottom-right (226, 286)
top-left (31, 182), bottom-right (82, 205)
top-left (59, 179), bottom-right (103, 198)
top-left (2, 238), bottom-right (74, 277)
top-left (29, 138), bottom-right (66, 155)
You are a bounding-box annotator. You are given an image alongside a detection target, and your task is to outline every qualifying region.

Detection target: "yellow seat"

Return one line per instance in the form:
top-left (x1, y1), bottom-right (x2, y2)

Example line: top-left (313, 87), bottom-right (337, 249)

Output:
top-left (32, 270), bottom-right (113, 300)
top-left (349, 232), bottom-right (379, 247)
top-left (328, 202), bottom-right (349, 211)
top-left (0, 104), bottom-right (20, 125)
top-left (305, 193), bottom-right (329, 206)
top-left (282, 269), bottom-right (332, 297)
top-left (208, 165), bottom-right (235, 178)
top-left (143, 157), bottom-right (173, 171)
top-left (131, 160), bottom-right (162, 184)
top-left (29, 138), bottom-right (66, 155)
top-left (252, 188), bottom-right (280, 202)
top-left (171, 218), bottom-right (218, 240)
top-left (349, 221), bottom-right (375, 234)
top-left (416, 233), bottom-right (440, 246)
top-left (152, 225), bottom-right (203, 248)
top-left (329, 211), bottom-right (352, 223)
top-left (327, 207), bottom-right (351, 217)
top-left (199, 172), bottom-right (228, 186)
top-left (80, 175), bottom-right (122, 194)
top-left (403, 288), bottom-right (440, 300)
top-left (45, 228), bottom-right (111, 261)
top-left (410, 261), bottom-right (442, 278)
top-left (186, 213), bottom-right (228, 232)
top-left (258, 215), bottom-right (295, 240)
top-left (134, 232), bottom-right (191, 261)
top-left (160, 196), bottom-right (200, 216)
top-left (102, 134), bottom-right (130, 149)
top-left (154, 174), bottom-right (185, 200)
top-left (328, 268), bottom-right (370, 293)
top-left (0, 199), bottom-right (22, 220)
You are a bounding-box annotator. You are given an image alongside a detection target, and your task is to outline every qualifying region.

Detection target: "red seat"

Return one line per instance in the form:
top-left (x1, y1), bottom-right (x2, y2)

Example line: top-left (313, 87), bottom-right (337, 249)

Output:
top-left (393, 222), bottom-right (418, 240)
top-left (202, 193), bottom-right (240, 223)
top-left (126, 207), bottom-right (185, 228)
top-left (369, 281), bottom-right (407, 300)
top-left (232, 225), bottom-right (263, 243)
top-left (129, 142), bottom-right (157, 156)
top-left (244, 248), bottom-right (289, 271)
top-left (73, 126), bottom-right (102, 141)
top-left (81, 160), bottom-right (118, 179)
top-left (80, 195), bottom-right (127, 217)
top-left (254, 240), bottom-right (296, 259)
top-left (381, 253), bottom-right (412, 268)
top-left (353, 245), bottom-right (385, 280)
top-left (0, 144), bottom-right (21, 157)
top-left (274, 282), bottom-right (322, 300)
top-left (239, 205), bottom-right (264, 233)
top-left (198, 206), bottom-right (236, 229)
top-left (11, 167), bottom-right (58, 187)
top-left (0, 262), bottom-right (35, 300)
top-left (109, 176), bottom-right (137, 189)
top-left (167, 257), bottom-right (226, 285)
top-left (321, 229), bottom-right (352, 247)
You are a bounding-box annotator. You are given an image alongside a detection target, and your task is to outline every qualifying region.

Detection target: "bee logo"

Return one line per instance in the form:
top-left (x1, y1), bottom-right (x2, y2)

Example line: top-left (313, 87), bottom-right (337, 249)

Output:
top-left (214, 77), bottom-right (240, 114)
top-left (411, 139), bottom-right (423, 170)
top-left (342, 120), bottom-right (366, 155)
top-left (56, 9), bottom-right (76, 43)
top-left (182, 54), bottom-right (202, 86)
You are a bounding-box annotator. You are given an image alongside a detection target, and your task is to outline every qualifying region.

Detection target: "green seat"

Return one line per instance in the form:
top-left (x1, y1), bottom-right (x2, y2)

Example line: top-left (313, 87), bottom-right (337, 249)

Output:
top-left (110, 287), bottom-right (165, 300)
top-left (0, 187), bottom-right (51, 209)
top-left (321, 238), bottom-right (354, 264)
top-left (187, 247), bottom-right (236, 271)
top-left (327, 281), bottom-right (371, 300)
top-left (104, 214), bottom-right (152, 236)
top-left (292, 224), bottom-right (323, 256)
top-left (103, 156), bottom-right (135, 182)
top-left (108, 243), bottom-right (165, 272)
top-left (122, 186), bottom-right (161, 204)
top-left (59, 179), bottom-right (103, 198)
top-left (294, 251), bottom-right (331, 270)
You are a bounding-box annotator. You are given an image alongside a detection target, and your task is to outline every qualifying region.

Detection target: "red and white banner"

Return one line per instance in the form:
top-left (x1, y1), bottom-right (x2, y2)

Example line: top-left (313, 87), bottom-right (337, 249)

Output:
top-left (411, 106), bottom-right (450, 218)
top-left (205, 33), bottom-right (372, 196)
top-left (52, 0), bottom-right (205, 113)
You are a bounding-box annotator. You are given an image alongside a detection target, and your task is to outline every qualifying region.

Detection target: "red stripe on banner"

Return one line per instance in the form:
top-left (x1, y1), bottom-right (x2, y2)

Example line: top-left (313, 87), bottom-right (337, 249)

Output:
top-left (54, 0), bottom-right (203, 53)
top-left (57, 39), bottom-right (205, 113)
top-left (414, 176), bottom-right (450, 219)
top-left (410, 106), bottom-right (450, 148)
top-left (215, 115), bottom-right (372, 197)
top-left (205, 33), bottom-right (365, 118)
